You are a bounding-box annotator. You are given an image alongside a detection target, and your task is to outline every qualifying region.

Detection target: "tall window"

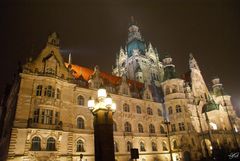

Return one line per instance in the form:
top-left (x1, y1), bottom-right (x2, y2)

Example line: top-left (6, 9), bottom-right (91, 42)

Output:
top-left (77, 118), bottom-right (85, 129)
top-left (114, 142), bottom-right (119, 152)
top-left (160, 125), bottom-right (165, 134)
top-left (113, 121), bottom-right (117, 131)
top-left (77, 140), bottom-right (85, 152)
top-left (46, 137), bottom-right (56, 151)
top-left (36, 85), bottom-right (42, 96)
top-left (33, 109), bottom-right (40, 123)
top-left (176, 105), bottom-right (182, 113)
top-left (31, 136), bottom-right (41, 151)
top-left (77, 95), bottom-right (85, 106)
top-left (152, 142), bottom-right (157, 151)
top-left (171, 124), bottom-right (176, 132)
top-left (56, 88), bottom-right (61, 99)
top-left (158, 108), bottom-right (162, 116)
top-left (138, 124), bottom-right (144, 133)
top-left (168, 106), bottom-right (173, 115)
top-left (55, 112), bottom-right (59, 125)
top-left (147, 107), bottom-right (153, 115)
top-left (41, 109), bottom-right (53, 124)
top-left (162, 142), bottom-right (168, 151)
top-left (140, 142), bottom-right (146, 151)
top-left (45, 85), bottom-right (55, 97)
top-left (123, 103), bottom-right (130, 112)
top-left (127, 141), bottom-right (132, 152)
top-left (149, 124), bottom-right (155, 133)
top-left (173, 140), bottom-right (178, 149)
top-left (124, 122), bottom-right (132, 132)
top-left (179, 122), bottom-right (185, 131)
top-left (136, 105), bottom-right (141, 114)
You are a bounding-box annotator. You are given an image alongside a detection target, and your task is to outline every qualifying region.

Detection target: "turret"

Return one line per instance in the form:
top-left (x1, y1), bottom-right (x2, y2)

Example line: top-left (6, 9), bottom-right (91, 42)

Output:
top-left (162, 55), bottom-right (176, 81)
top-left (211, 77), bottom-right (224, 96)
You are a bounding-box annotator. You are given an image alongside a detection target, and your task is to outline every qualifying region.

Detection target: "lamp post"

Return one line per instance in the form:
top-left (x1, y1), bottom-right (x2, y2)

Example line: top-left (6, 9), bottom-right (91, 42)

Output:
top-left (164, 119), bottom-right (173, 161)
top-left (88, 86), bottom-right (116, 161)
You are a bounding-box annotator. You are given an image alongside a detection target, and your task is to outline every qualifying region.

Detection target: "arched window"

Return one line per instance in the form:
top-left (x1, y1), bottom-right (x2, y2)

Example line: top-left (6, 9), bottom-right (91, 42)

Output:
top-left (77, 140), bottom-right (85, 152)
top-left (114, 141), bottom-right (119, 152)
top-left (158, 108), bottom-right (162, 116)
top-left (152, 142), bottom-right (157, 151)
top-left (168, 106), bottom-right (173, 114)
top-left (113, 121), bottom-right (117, 132)
top-left (123, 103), bottom-right (130, 112)
top-left (127, 141), bottom-right (132, 152)
top-left (140, 142), bottom-right (146, 151)
top-left (172, 140), bottom-right (178, 149)
top-left (138, 124), bottom-right (144, 133)
top-left (136, 105), bottom-right (141, 114)
top-left (160, 125), bottom-right (165, 134)
top-left (77, 95), bottom-right (85, 106)
top-left (162, 142), bottom-right (168, 151)
top-left (176, 105), bottom-right (182, 113)
top-left (31, 136), bottom-right (41, 151)
top-left (56, 88), bottom-right (61, 99)
top-left (166, 87), bottom-right (171, 95)
top-left (124, 122), bottom-right (132, 132)
top-left (46, 137), bottom-right (56, 151)
top-left (149, 124), bottom-right (155, 133)
top-left (77, 117), bottom-right (85, 129)
top-left (36, 85), bottom-right (42, 96)
top-left (147, 107), bottom-right (153, 115)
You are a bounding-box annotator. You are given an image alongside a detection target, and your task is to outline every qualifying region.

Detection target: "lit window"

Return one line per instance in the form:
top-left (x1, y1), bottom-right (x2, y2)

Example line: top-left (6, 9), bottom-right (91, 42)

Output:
top-left (36, 85), bottom-right (42, 96)
top-left (77, 95), bottom-right (85, 106)
top-left (136, 105), bottom-right (141, 114)
top-left (46, 137), bottom-right (56, 151)
top-left (149, 124), bottom-right (155, 133)
top-left (168, 106), bottom-right (173, 115)
top-left (77, 140), bottom-right (85, 152)
top-left (178, 122), bottom-right (185, 131)
top-left (31, 136), bottom-right (41, 151)
top-left (138, 124), bottom-right (144, 133)
top-left (127, 141), bottom-right (132, 152)
top-left (123, 103), bottom-right (130, 112)
top-left (41, 109), bottom-right (53, 124)
top-left (124, 122), bottom-right (132, 132)
top-left (152, 142), bottom-right (157, 151)
top-left (77, 118), bottom-right (85, 129)
top-left (140, 142), bottom-right (146, 151)
top-left (147, 107), bottom-right (153, 115)
top-left (176, 105), bottom-right (182, 113)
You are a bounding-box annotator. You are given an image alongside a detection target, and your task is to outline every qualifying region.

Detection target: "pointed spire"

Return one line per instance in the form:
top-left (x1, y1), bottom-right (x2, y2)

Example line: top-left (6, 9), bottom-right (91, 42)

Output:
top-left (189, 53), bottom-right (200, 70)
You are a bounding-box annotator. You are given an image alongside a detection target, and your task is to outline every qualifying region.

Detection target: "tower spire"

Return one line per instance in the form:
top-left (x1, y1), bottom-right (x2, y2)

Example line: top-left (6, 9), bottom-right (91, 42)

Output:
top-left (189, 53), bottom-right (200, 70)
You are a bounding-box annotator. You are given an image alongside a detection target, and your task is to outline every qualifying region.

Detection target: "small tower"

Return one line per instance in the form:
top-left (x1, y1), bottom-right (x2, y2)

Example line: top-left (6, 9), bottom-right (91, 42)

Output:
top-left (47, 32), bottom-right (60, 46)
top-left (162, 55), bottom-right (176, 81)
top-left (212, 77), bottom-right (224, 96)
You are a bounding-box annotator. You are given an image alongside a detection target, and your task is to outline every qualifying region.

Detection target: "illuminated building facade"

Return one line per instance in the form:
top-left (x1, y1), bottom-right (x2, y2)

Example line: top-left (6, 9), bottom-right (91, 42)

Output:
top-left (0, 20), bottom-right (240, 161)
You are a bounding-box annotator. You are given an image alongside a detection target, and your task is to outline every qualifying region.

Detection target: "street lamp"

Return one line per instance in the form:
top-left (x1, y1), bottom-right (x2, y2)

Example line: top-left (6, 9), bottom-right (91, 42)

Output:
top-left (164, 119), bottom-right (173, 161)
top-left (88, 86), bottom-right (116, 161)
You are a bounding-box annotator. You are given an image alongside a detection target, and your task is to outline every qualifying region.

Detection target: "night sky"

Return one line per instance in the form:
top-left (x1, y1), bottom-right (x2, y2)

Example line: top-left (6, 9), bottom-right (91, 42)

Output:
top-left (1, 0), bottom-right (240, 112)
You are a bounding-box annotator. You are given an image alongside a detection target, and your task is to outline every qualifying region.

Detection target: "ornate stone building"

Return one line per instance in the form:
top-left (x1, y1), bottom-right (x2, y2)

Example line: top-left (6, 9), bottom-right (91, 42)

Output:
top-left (0, 20), bottom-right (240, 161)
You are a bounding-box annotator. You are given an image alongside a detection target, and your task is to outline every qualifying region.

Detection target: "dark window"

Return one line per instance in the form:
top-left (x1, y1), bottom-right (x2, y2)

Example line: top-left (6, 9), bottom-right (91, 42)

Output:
top-left (127, 141), bottom-right (132, 152)
top-left (171, 124), bottom-right (176, 132)
top-left (33, 109), bottom-right (40, 123)
top-left (168, 106), bottom-right (173, 115)
top-left (77, 140), bottom-right (85, 152)
top-left (56, 88), bottom-right (61, 99)
top-left (147, 107), bottom-right (153, 115)
top-left (140, 142), bottom-right (146, 151)
top-left (77, 95), bottom-right (85, 106)
top-left (123, 103), bottom-right (130, 112)
top-left (136, 105), bottom-right (141, 114)
top-left (41, 109), bottom-right (53, 124)
top-left (124, 122), bottom-right (131, 132)
top-left (158, 108), bottom-right (162, 116)
top-left (176, 105), bottom-right (182, 113)
top-left (160, 125), bottom-right (165, 134)
top-left (152, 142), bottom-right (157, 151)
top-left (31, 137), bottom-right (41, 151)
top-left (55, 112), bottom-right (59, 125)
top-left (36, 85), bottom-right (42, 96)
top-left (138, 124), bottom-right (144, 133)
top-left (77, 118), bottom-right (85, 129)
top-left (179, 122), bottom-right (185, 131)
top-left (46, 137), bottom-right (56, 151)
top-left (44, 85), bottom-right (55, 97)
top-left (173, 140), bottom-right (178, 149)
top-left (162, 142), bottom-right (168, 151)
top-left (114, 142), bottom-right (119, 152)
top-left (149, 124), bottom-right (155, 133)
